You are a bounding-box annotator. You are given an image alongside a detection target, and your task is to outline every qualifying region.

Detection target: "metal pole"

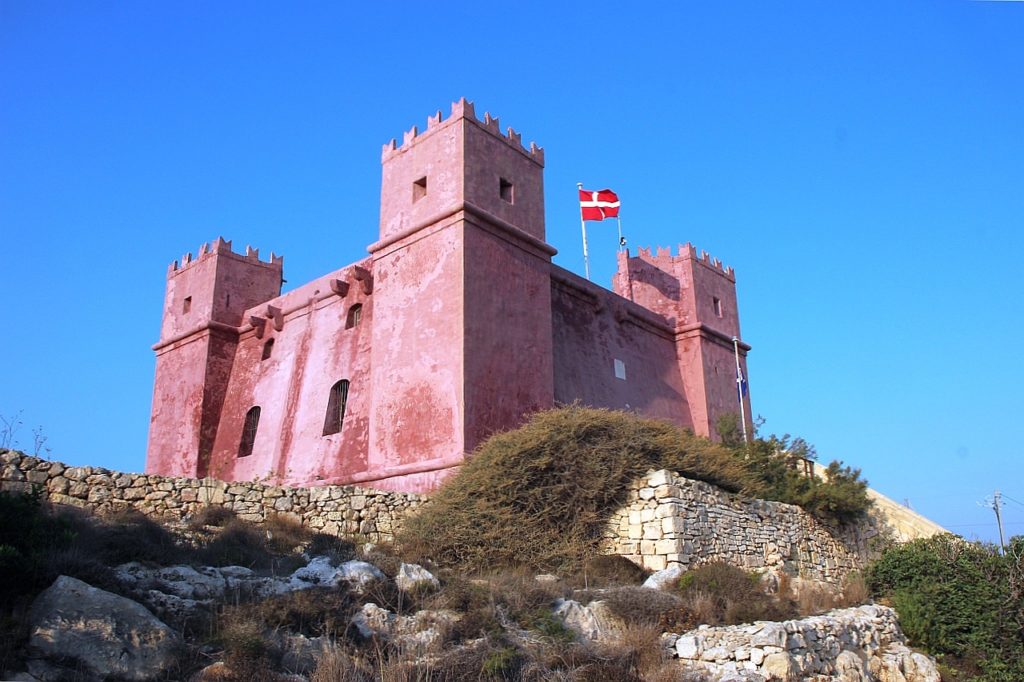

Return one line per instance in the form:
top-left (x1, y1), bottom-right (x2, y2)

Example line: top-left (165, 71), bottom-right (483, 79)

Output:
top-left (732, 336), bottom-right (749, 445)
top-left (616, 216), bottom-right (624, 252)
top-left (577, 182), bottom-right (591, 280)
top-left (994, 490), bottom-right (1007, 555)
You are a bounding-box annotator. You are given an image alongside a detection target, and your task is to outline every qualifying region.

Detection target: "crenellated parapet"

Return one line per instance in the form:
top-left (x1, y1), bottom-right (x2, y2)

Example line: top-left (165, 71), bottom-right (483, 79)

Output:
top-left (167, 236), bottom-right (284, 277)
top-left (632, 242), bottom-right (735, 281)
top-left (381, 97), bottom-right (544, 166)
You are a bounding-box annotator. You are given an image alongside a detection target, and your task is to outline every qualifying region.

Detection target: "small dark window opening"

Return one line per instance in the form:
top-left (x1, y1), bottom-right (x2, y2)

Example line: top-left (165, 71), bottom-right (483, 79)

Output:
top-left (183, 296), bottom-right (192, 314)
top-left (713, 297), bottom-right (723, 318)
top-left (413, 176), bottom-right (427, 202)
top-left (238, 406), bottom-right (260, 458)
top-left (346, 304), bottom-right (362, 329)
top-left (323, 380), bottom-right (350, 436)
top-left (261, 338), bottom-right (274, 360)
top-left (499, 178), bottom-right (514, 203)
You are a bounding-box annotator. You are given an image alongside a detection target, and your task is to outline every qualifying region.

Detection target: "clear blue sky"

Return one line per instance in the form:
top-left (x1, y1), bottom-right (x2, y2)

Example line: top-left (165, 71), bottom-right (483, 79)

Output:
top-left (2, 2), bottom-right (1022, 543)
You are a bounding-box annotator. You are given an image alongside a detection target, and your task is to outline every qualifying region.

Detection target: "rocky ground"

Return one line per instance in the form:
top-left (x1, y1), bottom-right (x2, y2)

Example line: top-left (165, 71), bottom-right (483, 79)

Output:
top-left (8, 541), bottom-right (940, 682)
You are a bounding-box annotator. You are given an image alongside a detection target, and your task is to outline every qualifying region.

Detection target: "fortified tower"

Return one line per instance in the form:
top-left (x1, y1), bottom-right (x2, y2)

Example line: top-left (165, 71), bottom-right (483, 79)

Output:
top-left (147, 239), bottom-right (283, 477)
top-left (612, 245), bottom-right (752, 438)
top-left (365, 99), bottom-right (556, 489)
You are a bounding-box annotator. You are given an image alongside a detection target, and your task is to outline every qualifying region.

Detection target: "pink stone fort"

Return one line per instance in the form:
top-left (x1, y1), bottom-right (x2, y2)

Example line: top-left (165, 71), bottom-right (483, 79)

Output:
top-left (146, 99), bottom-right (753, 493)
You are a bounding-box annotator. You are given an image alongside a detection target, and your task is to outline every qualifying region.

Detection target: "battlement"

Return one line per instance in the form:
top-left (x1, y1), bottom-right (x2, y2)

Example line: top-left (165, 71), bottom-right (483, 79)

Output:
top-left (167, 236), bottom-right (284, 277)
top-left (632, 242), bottom-right (735, 280)
top-left (381, 97), bottom-right (545, 166)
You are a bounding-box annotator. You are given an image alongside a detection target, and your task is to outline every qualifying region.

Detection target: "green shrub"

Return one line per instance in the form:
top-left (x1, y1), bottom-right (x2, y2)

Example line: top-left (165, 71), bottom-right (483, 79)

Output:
top-left (481, 646), bottom-right (519, 679)
top-left (399, 405), bottom-right (755, 572)
top-left (866, 534), bottom-right (1024, 681)
top-left (740, 433), bottom-right (872, 524)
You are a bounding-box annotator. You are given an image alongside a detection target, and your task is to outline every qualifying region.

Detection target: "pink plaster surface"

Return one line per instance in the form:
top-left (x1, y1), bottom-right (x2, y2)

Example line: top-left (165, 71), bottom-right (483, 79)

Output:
top-left (146, 99), bottom-right (753, 492)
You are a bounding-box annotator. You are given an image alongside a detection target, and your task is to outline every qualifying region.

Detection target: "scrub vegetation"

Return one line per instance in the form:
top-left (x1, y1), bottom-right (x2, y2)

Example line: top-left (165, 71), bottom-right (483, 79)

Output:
top-left (399, 405), bottom-right (871, 573)
top-left (867, 533), bottom-right (1024, 682)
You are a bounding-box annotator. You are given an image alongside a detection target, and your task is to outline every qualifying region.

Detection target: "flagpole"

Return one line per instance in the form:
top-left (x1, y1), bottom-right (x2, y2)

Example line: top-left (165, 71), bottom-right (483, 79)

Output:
top-left (616, 216), bottom-right (624, 252)
top-left (576, 182), bottom-right (591, 280)
top-left (732, 336), bottom-right (749, 445)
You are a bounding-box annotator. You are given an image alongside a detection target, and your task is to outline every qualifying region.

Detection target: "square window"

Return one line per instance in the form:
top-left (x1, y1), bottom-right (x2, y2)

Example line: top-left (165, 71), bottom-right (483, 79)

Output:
top-left (183, 296), bottom-right (192, 314)
top-left (499, 177), bottom-right (514, 203)
top-left (413, 176), bottom-right (427, 202)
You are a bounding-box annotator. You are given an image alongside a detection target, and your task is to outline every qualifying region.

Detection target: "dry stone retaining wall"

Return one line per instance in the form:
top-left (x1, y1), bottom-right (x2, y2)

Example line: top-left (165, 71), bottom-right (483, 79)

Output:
top-left (666, 605), bottom-right (940, 681)
top-left (605, 470), bottom-right (879, 584)
top-left (0, 450), bottom-right (421, 542)
top-left (2, 452), bottom-right (886, 581)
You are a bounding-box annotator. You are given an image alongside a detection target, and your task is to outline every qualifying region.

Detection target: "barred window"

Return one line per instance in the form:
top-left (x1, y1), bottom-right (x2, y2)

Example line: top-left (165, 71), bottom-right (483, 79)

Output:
top-left (346, 304), bottom-right (362, 329)
top-left (238, 406), bottom-right (260, 458)
top-left (323, 380), bottom-right (350, 436)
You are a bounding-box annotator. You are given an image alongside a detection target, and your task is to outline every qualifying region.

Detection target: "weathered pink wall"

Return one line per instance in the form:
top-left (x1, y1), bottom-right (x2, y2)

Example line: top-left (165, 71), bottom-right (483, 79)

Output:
top-left (207, 263), bottom-right (373, 486)
top-left (612, 245), bottom-right (752, 437)
top-left (551, 265), bottom-right (692, 426)
top-left (146, 100), bottom-right (752, 493)
top-left (147, 240), bottom-right (282, 478)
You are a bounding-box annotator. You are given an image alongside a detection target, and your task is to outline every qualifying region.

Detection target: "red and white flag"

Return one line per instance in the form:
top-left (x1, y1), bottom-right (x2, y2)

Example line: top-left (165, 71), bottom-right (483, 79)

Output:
top-left (579, 188), bottom-right (620, 221)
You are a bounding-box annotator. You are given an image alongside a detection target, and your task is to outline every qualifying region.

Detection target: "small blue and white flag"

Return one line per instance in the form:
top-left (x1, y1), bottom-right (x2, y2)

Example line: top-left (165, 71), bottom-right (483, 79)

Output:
top-left (736, 367), bottom-right (748, 403)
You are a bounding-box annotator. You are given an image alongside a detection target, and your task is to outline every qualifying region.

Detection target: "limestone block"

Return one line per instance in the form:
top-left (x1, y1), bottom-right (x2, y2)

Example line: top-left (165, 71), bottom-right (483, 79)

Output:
top-left (647, 470), bottom-right (672, 487)
top-left (29, 575), bottom-right (181, 680)
top-left (655, 538), bottom-right (683, 555)
top-left (761, 652), bottom-right (796, 681)
top-left (26, 470), bottom-right (49, 484)
top-left (662, 516), bottom-right (687, 534)
top-left (642, 554), bottom-right (667, 571)
top-left (627, 524), bottom-right (643, 540)
top-left (676, 635), bottom-right (702, 659)
top-left (639, 487), bottom-right (655, 500)
top-left (46, 476), bottom-right (69, 494)
top-left (3, 465), bottom-right (26, 481)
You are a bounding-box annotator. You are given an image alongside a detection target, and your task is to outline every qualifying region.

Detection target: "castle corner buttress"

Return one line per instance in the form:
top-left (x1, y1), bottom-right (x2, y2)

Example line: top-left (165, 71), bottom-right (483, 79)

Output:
top-left (145, 99), bottom-right (753, 493)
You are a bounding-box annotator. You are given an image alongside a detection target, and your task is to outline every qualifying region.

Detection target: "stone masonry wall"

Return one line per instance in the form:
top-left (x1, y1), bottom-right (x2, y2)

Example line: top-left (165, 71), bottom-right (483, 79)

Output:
top-left (0, 450), bottom-right (421, 542)
top-left (2, 452), bottom-right (890, 580)
top-left (666, 605), bottom-right (939, 681)
top-left (605, 470), bottom-right (879, 585)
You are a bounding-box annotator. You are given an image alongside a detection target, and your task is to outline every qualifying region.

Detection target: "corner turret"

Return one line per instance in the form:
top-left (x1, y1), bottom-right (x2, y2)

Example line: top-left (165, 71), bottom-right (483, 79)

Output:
top-left (613, 243), bottom-right (751, 440)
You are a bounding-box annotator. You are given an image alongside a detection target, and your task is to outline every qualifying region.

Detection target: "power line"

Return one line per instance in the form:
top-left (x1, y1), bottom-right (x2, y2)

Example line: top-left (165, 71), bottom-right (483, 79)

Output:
top-left (1000, 493), bottom-right (1024, 508)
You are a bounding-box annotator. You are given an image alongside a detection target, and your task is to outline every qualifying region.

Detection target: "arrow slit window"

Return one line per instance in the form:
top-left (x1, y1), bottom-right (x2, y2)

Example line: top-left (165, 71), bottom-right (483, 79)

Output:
top-left (323, 380), bottom-right (350, 436)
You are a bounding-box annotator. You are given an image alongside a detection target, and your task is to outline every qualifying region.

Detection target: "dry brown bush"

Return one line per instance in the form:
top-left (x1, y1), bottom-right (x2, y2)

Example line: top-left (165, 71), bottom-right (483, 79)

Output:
top-left (307, 533), bottom-right (358, 564)
top-left (228, 586), bottom-right (357, 638)
top-left (675, 562), bottom-right (797, 626)
top-left (578, 555), bottom-right (649, 588)
top-left (840, 571), bottom-right (870, 606)
top-left (596, 621), bottom-right (671, 680)
top-left (791, 580), bottom-right (841, 616)
top-left (399, 405), bottom-right (755, 573)
top-left (189, 505), bottom-right (237, 529)
top-left (264, 513), bottom-right (311, 553)
top-left (310, 647), bottom-right (372, 682)
top-left (591, 586), bottom-right (695, 632)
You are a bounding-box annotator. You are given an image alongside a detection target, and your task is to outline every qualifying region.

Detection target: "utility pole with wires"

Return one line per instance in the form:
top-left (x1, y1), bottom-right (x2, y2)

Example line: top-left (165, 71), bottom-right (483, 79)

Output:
top-left (992, 490), bottom-right (1007, 555)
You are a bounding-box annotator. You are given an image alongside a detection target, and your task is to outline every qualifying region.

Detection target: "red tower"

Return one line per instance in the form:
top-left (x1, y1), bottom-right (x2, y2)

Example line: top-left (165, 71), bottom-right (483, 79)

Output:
top-left (612, 245), bottom-right (752, 438)
top-left (366, 99), bottom-right (556, 489)
top-left (146, 239), bottom-right (282, 477)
